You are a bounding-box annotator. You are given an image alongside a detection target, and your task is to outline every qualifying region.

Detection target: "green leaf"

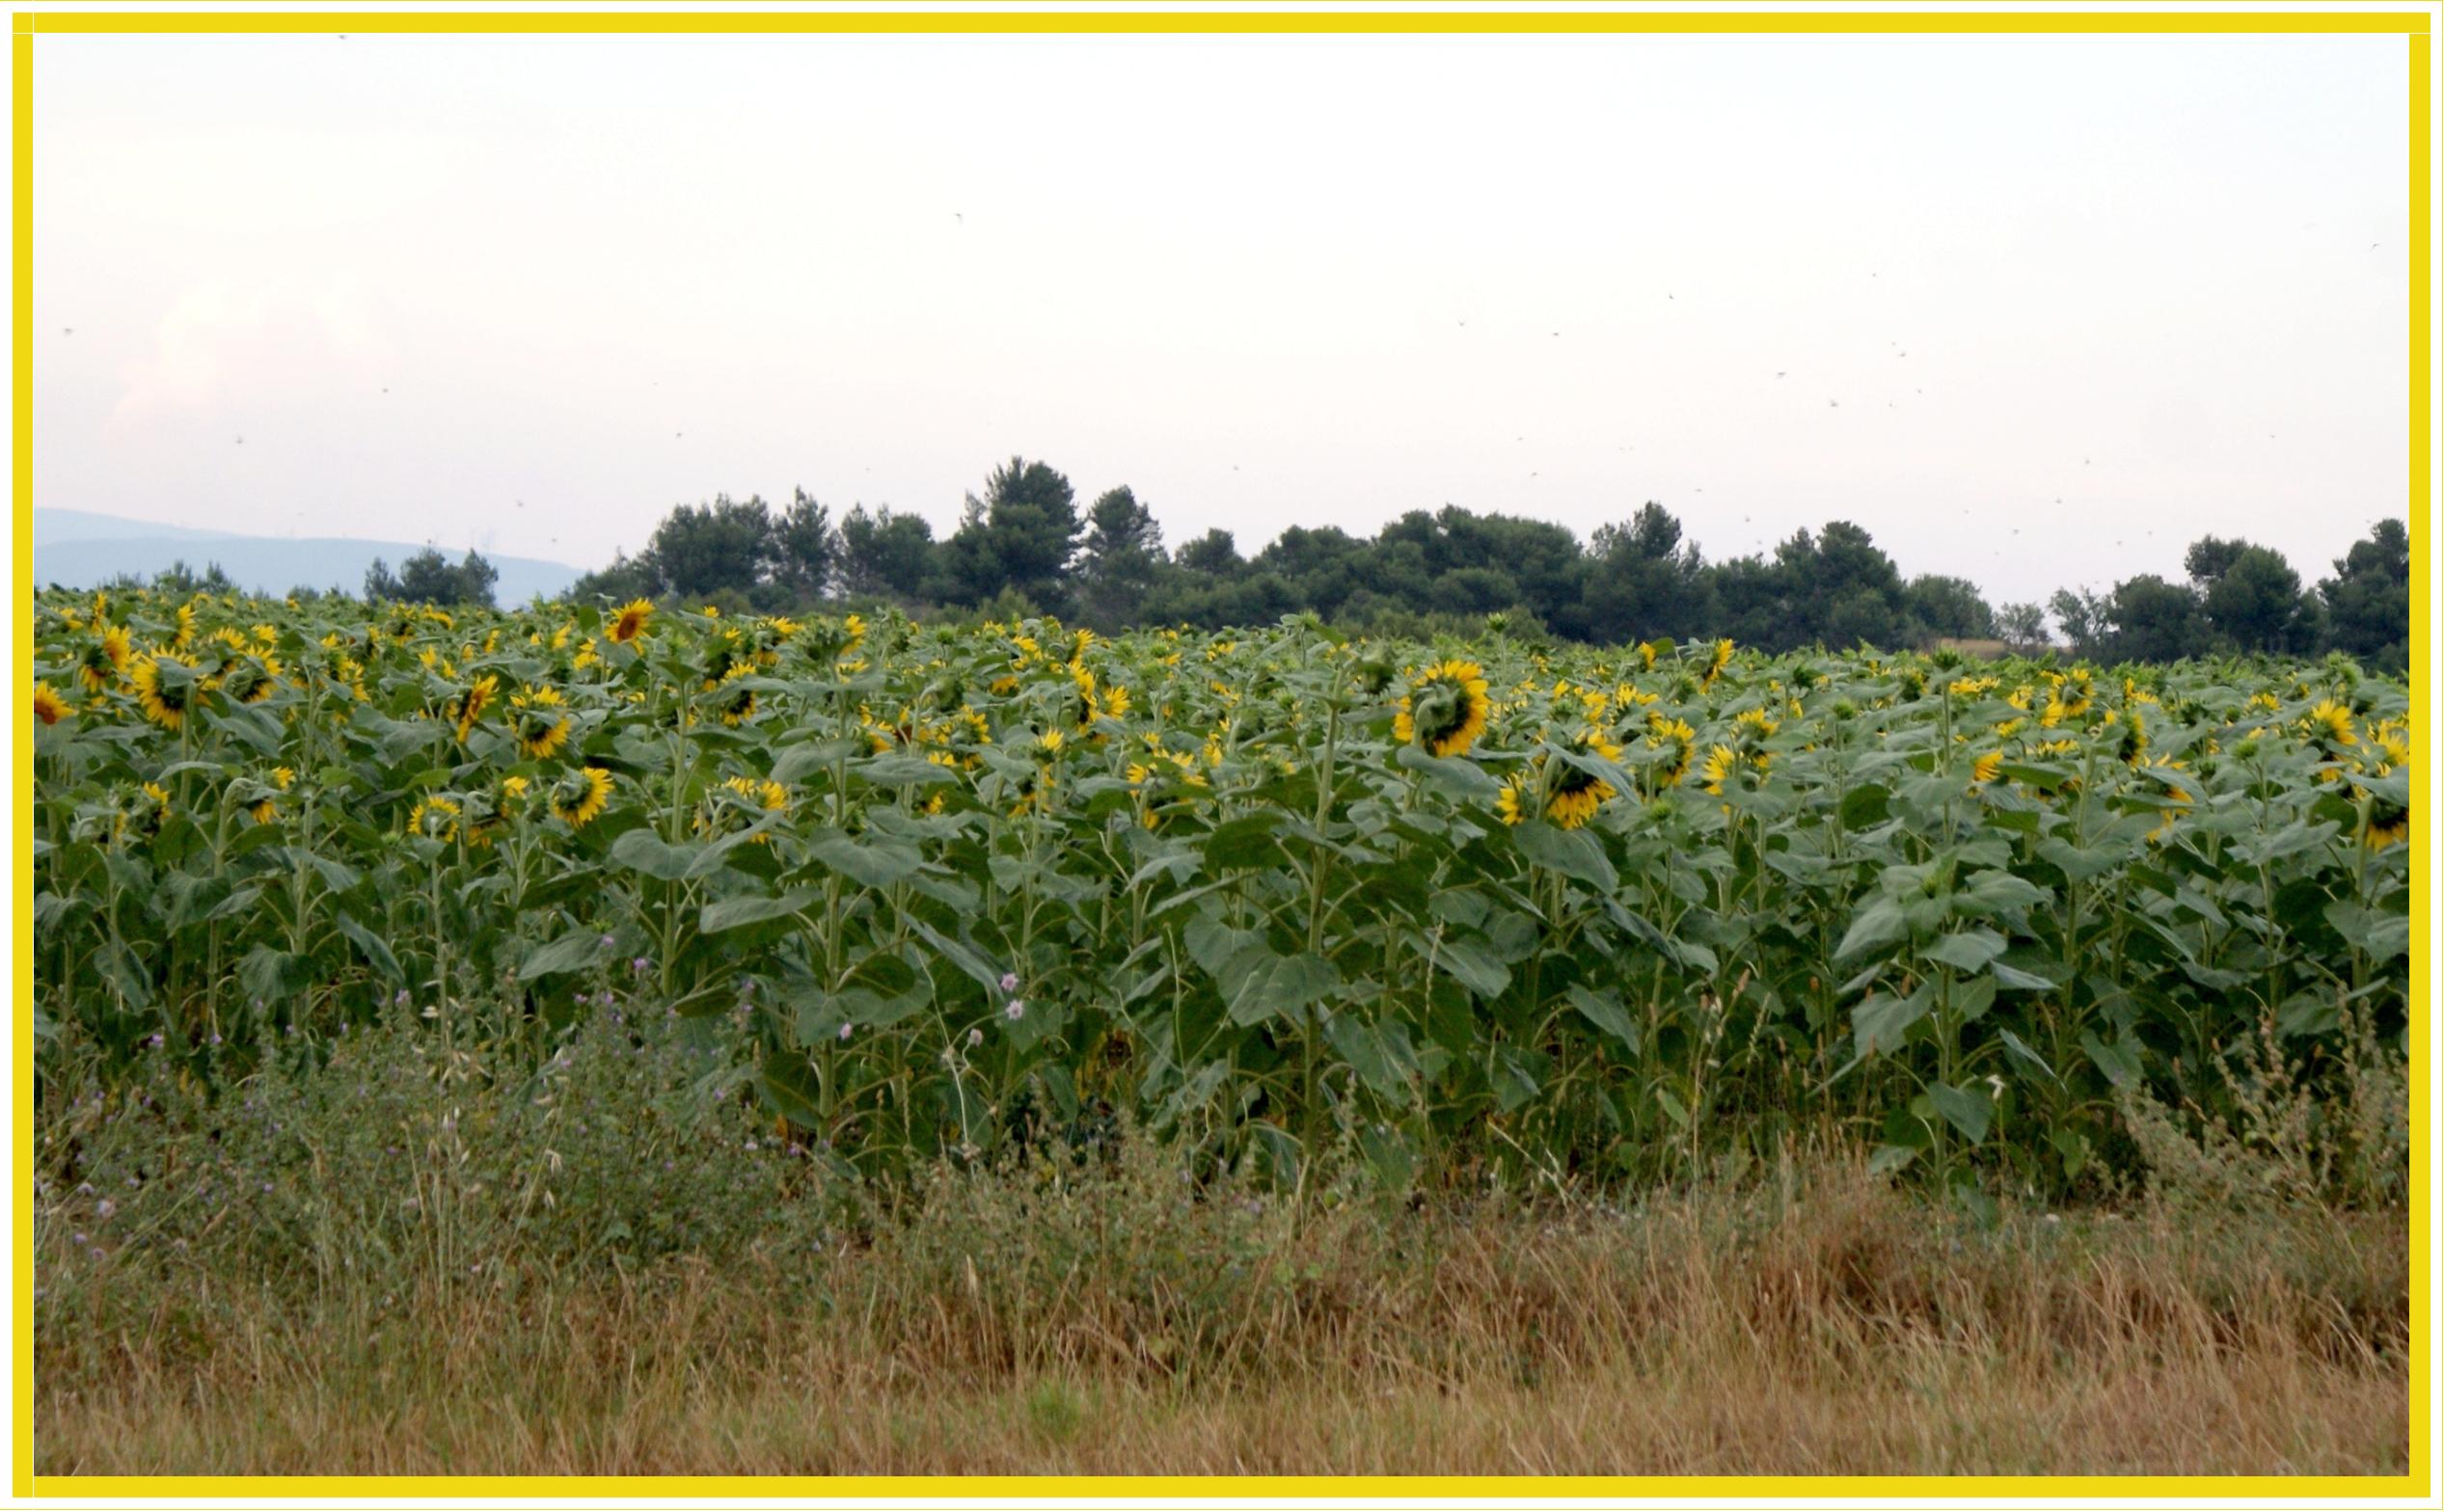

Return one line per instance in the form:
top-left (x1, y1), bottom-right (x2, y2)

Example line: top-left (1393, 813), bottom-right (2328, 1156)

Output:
top-left (1867, 1143), bottom-right (1919, 1177)
top-left (1988, 959), bottom-right (2059, 992)
top-left (1201, 812), bottom-right (1286, 871)
top-left (1326, 1015), bottom-right (1415, 1099)
top-left (1394, 742), bottom-right (1501, 799)
top-left (700, 888), bottom-right (821, 933)
top-left (1513, 820), bottom-right (1617, 892)
top-left (1226, 950), bottom-right (1339, 1027)
top-left (2080, 1030), bottom-right (2142, 1090)
top-left (906, 917), bottom-right (1007, 997)
top-left (518, 929), bottom-right (611, 981)
top-left (237, 945), bottom-right (301, 1005)
top-left (1926, 1082), bottom-right (1993, 1145)
top-left (1432, 933), bottom-right (1510, 999)
top-left (1184, 916), bottom-right (1264, 979)
top-left (1851, 986), bottom-right (1930, 1061)
top-left (1564, 985), bottom-right (1641, 1055)
top-left (2325, 900), bottom-right (2409, 961)
top-left (1984, 1030), bottom-right (2045, 1086)
top-left (1957, 869), bottom-right (2049, 914)
top-left (1839, 783), bottom-right (1890, 829)
top-left (858, 753), bottom-right (959, 788)
top-left (609, 827), bottom-right (701, 881)
top-left (809, 832), bottom-right (921, 889)
top-left (1834, 898), bottom-right (1909, 962)
top-left (1922, 928), bottom-right (2006, 974)
top-left (332, 910), bottom-right (404, 984)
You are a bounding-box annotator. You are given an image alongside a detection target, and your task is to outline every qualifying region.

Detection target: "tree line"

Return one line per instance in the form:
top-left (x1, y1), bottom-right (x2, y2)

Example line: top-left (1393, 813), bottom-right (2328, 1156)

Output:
top-left (563, 455), bottom-right (2406, 671)
top-left (102, 457), bottom-right (2407, 673)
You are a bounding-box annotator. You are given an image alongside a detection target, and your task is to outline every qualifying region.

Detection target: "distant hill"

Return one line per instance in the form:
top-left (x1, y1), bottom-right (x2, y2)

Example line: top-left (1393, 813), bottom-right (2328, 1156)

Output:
top-left (31, 509), bottom-right (584, 606)
top-left (34, 508), bottom-right (242, 548)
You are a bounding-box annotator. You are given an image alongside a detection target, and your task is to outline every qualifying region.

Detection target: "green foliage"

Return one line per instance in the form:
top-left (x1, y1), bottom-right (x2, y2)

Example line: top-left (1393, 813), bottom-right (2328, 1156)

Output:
top-left (32, 583), bottom-right (2411, 1202)
top-left (367, 547), bottom-right (500, 608)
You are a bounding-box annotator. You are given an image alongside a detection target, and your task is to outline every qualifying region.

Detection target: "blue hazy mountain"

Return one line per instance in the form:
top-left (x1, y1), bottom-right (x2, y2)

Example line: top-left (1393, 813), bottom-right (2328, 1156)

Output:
top-left (31, 508), bottom-right (584, 606)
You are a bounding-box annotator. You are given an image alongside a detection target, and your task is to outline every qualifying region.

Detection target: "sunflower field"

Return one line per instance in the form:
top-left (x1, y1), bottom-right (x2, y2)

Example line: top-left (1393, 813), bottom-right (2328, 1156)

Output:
top-left (28, 587), bottom-right (2413, 1197)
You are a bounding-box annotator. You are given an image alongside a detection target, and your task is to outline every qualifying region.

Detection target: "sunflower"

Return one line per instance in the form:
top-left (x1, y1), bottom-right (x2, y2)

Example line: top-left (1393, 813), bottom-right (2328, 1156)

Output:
top-left (609, 598), bottom-right (655, 646)
top-left (407, 796), bottom-right (462, 844)
top-left (1703, 638), bottom-right (1735, 686)
top-left (2304, 699), bottom-right (2357, 752)
top-left (1643, 714), bottom-right (1697, 791)
top-left (510, 687), bottom-right (572, 759)
top-left (2137, 760), bottom-right (2192, 844)
top-left (699, 775), bottom-right (790, 843)
top-left (127, 781), bottom-right (173, 845)
top-left (129, 653), bottom-right (201, 731)
top-left (447, 674), bottom-right (499, 743)
top-left (1697, 743), bottom-right (1742, 796)
top-left (1970, 749), bottom-right (2005, 786)
top-left (2369, 722), bottom-right (2410, 773)
top-left (2365, 794), bottom-right (2408, 850)
top-left (1531, 727), bottom-right (1622, 830)
top-left (248, 766), bottom-right (296, 824)
top-left (551, 767), bottom-right (613, 828)
top-left (217, 650), bottom-right (283, 706)
top-left (77, 624), bottom-right (131, 692)
top-left (463, 775), bottom-right (528, 850)
top-left (2113, 707), bottom-right (2148, 767)
top-left (32, 682), bottom-right (71, 726)
top-left (711, 662), bottom-right (758, 727)
top-left (1393, 661), bottom-right (1491, 759)
top-left (171, 603), bottom-right (196, 651)
top-left (1495, 772), bottom-right (1528, 826)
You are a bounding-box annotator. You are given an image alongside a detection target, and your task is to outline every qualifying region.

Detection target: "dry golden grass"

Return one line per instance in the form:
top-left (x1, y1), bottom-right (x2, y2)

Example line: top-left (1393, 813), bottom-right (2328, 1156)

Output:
top-left (38, 1157), bottom-right (2407, 1477)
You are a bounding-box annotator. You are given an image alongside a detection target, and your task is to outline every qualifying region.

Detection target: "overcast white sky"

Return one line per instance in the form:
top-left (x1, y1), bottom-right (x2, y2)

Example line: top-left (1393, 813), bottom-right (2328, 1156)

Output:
top-left (32, 31), bottom-right (2412, 605)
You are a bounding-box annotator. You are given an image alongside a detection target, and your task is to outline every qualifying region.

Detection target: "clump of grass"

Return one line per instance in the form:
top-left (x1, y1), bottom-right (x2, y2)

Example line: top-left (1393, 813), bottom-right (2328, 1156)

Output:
top-left (33, 1007), bottom-right (2409, 1476)
top-left (2118, 997), bottom-right (2409, 1212)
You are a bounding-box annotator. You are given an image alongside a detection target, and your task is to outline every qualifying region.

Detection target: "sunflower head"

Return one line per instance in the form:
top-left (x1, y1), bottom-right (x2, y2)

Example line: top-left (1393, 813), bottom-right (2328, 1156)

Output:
top-left (1495, 773), bottom-right (1527, 826)
top-left (129, 653), bottom-right (202, 731)
top-left (1394, 661), bottom-right (1491, 759)
top-left (217, 651), bottom-right (283, 706)
top-left (1534, 727), bottom-right (1621, 830)
top-left (2365, 793), bottom-right (2408, 850)
top-left (510, 687), bottom-right (573, 760)
top-left (608, 598), bottom-right (655, 646)
top-left (77, 625), bottom-right (132, 692)
top-left (127, 781), bottom-right (173, 844)
top-left (2306, 699), bottom-right (2358, 753)
top-left (551, 767), bottom-right (613, 829)
top-left (1970, 749), bottom-right (2005, 785)
top-left (408, 796), bottom-right (462, 844)
top-left (2114, 707), bottom-right (2148, 767)
top-left (32, 682), bottom-right (71, 726)
top-left (447, 674), bottom-right (500, 743)
top-left (1697, 743), bottom-right (1741, 796)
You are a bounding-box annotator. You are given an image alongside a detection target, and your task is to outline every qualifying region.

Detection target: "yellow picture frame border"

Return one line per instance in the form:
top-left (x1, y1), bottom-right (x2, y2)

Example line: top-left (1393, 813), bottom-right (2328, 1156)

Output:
top-left (10, 5), bottom-right (2431, 1500)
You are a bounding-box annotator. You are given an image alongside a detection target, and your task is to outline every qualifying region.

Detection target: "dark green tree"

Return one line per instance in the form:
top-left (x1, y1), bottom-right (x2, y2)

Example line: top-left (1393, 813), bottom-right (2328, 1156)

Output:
top-left (2318, 518), bottom-right (2408, 673)
top-left (1582, 502), bottom-right (1713, 645)
top-left (1903, 574), bottom-right (1998, 642)
top-left (381, 547), bottom-right (499, 608)
top-left (2047, 587), bottom-right (2111, 660)
top-left (1174, 527), bottom-right (1242, 577)
top-left (1995, 601), bottom-right (2050, 653)
top-left (645, 494), bottom-right (775, 601)
top-left (2186, 537), bottom-right (2312, 653)
top-left (937, 457), bottom-right (1082, 608)
top-left (2102, 574), bottom-right (2207, 662)
top-left (835, 504), bottom-right (937, 604)
top-left (1074, 486), bottom-right (1166, 630)
top-left (768, 488), bottom-right (836, 601)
